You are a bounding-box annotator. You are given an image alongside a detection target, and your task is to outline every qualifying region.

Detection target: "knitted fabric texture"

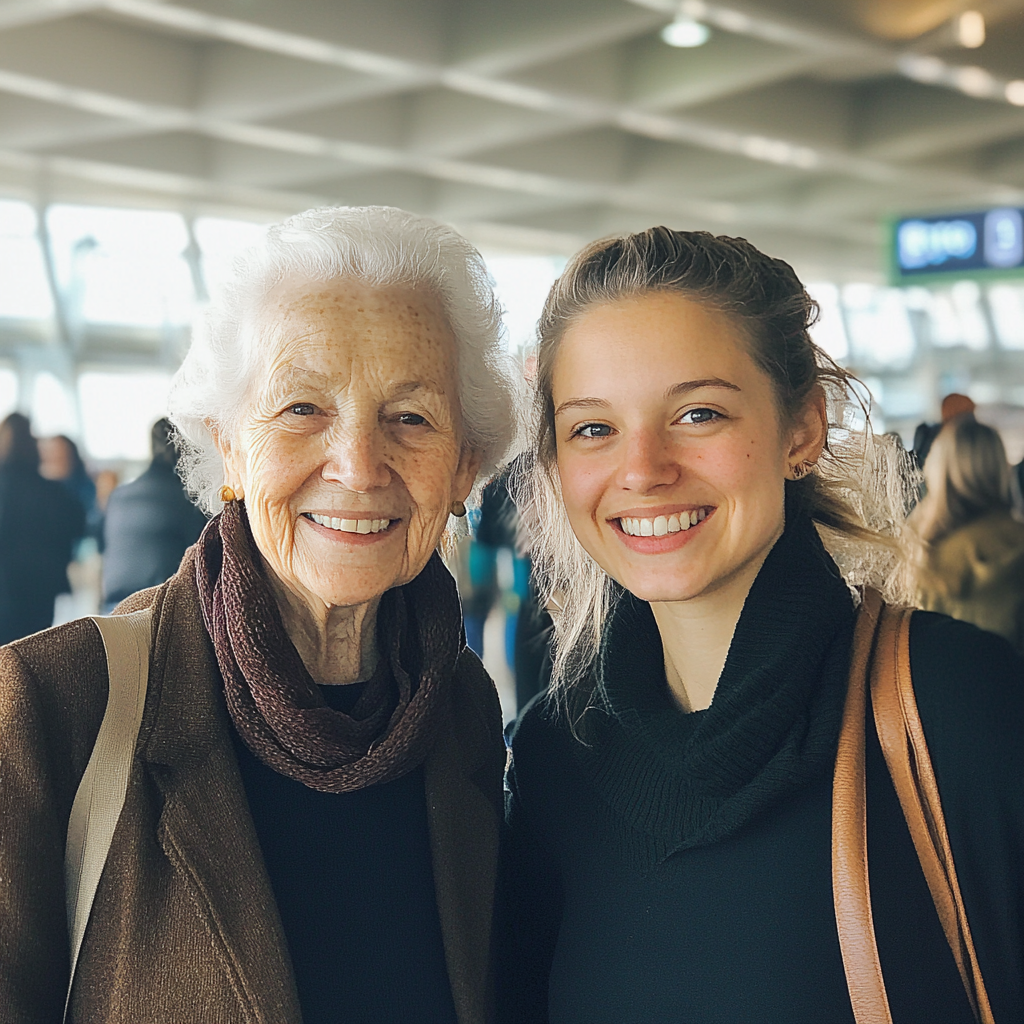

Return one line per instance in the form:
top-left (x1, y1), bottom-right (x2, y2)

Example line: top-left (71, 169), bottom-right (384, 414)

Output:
top-left (195, 501), bottom-right (462, 793)
top-left (576, 511), bottom-right (856, 867)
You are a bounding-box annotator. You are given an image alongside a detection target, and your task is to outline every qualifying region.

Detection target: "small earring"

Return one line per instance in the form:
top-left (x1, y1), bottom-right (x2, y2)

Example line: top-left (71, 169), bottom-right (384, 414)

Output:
top-left (790, 460), bottom-right (817, 480)
top-left (450, 499), bottom-right (467, 518)
top-left (219, 485), bottom-right (236, 503)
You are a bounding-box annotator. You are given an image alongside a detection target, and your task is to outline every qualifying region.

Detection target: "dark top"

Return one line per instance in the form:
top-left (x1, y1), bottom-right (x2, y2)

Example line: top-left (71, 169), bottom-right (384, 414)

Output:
top-left (0, 465), bottom-right (84, 644)
top-left (231, 680), bottom-right (458, 1024)
top-left (102, 460), bottom-right (208, 605)
top-left (501, 515), bottom-right (1024, 1023)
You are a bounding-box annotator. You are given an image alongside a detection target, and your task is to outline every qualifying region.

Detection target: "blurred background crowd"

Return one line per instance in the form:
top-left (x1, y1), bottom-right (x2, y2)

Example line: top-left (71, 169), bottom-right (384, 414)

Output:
top-left (2, 0), bottom-right (1024, 722)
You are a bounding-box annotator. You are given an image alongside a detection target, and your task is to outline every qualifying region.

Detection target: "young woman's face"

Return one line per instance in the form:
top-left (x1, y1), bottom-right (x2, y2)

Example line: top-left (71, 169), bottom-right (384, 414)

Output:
top-left (551, 290), bottom-right (822, 605)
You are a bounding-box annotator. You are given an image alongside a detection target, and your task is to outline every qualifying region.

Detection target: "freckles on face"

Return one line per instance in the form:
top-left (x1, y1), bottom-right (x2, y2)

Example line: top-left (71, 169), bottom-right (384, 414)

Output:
top-left (551, 291), bottom-right (791, 604)
top-left (227, 278), bottom-right (475, 612)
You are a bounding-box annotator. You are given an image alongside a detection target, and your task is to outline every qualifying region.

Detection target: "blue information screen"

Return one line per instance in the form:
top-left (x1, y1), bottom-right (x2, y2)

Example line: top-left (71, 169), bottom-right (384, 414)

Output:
top-left (894, 208), bottom-right (1024, 278)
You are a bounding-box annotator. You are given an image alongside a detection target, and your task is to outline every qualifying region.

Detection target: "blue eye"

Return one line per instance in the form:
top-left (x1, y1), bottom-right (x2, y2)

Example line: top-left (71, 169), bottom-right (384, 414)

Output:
top-left (573, 423), bottom-right (612, 439)
top-left (397, 412), bottom-right (427, 426)
top-left (680, 408), bottom-right (719, 425)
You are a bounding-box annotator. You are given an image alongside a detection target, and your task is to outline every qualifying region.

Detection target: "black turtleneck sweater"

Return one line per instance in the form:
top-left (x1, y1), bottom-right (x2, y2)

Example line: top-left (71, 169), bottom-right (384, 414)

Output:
top-left (500, 515), bottom-right (1024, 1023)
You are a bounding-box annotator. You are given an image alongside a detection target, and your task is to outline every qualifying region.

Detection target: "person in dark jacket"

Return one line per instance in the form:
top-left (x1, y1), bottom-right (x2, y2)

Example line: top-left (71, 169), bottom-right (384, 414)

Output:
top-left (502, 228), bottom-right (1023, 1022)
top-left (0, 413), bottom-right (84, 644)
top-left (101, 418), bottom-right (209, 609)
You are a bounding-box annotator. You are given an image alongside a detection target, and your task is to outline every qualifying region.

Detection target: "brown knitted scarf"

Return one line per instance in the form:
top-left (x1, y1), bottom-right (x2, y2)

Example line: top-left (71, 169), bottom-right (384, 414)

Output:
top-left (195, 500), bottom-right (462, 793)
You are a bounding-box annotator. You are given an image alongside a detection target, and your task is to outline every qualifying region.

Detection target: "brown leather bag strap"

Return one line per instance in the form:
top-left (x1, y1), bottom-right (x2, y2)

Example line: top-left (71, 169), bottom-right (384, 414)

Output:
top-left (833, 587), bottom-right (893, 1024)
top-left (870, 601), bottom-right (995, 1024)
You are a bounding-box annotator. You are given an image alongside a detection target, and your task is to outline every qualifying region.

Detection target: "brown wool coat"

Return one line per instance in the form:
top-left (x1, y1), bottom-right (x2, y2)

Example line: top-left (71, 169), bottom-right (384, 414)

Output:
top-left (0, 549), bottom-right (506, 1024)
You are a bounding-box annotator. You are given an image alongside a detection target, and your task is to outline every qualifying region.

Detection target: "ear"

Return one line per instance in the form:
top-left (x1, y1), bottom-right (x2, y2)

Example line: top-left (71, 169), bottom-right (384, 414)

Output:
top-left (209, 421), bottom-right (247, 498)
top-left (452, 444), bottom-right (483, 503)
top-left (786, 388), bottom-right (827, 479)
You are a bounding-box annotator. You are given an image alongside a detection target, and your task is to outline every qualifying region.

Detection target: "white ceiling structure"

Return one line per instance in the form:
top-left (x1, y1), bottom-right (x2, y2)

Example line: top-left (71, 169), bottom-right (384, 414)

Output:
top-left (0, 0), bottom-right (1023, 280)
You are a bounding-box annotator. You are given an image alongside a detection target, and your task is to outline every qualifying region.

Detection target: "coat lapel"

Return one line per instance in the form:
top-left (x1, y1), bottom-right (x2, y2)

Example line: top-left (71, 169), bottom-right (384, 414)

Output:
top-left (424, 650), bottom-right (504, 1024)
top-left (138, 560), bottom-right (302, 1024)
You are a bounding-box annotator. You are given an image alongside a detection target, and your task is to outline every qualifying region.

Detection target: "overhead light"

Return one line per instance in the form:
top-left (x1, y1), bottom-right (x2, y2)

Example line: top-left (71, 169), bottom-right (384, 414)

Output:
top-left (1006, 80), bottom-right (1024, 105)
top-left (661, 18), bottom-right (711, 47)
top-left (956, 10), bottom-right (986, 48)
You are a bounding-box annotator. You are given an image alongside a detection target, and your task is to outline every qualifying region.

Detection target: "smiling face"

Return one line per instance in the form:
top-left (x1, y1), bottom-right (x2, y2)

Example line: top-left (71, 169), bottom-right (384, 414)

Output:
top-left (551, 290), bottom-right (824, 605)
top-left (218, 277), bottom-right (479, 614)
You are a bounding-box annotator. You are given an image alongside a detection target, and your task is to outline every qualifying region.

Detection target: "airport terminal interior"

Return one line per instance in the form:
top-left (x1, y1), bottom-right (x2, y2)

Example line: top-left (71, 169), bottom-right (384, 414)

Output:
top-left (1, 0), bottom-right (1024, 709)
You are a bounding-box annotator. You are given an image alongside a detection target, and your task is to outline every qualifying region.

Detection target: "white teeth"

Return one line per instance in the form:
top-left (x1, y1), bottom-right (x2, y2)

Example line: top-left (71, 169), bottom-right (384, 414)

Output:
top-left (619, 510), bottom-right (709, 536)
top-left (309, 513), bottom-right (390, 534)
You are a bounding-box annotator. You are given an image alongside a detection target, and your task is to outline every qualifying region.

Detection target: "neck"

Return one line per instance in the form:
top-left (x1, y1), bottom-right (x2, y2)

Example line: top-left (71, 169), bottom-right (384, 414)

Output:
top-left (650, 543), bottom-right (777, 714)
top-left (263, 561), bottom-right (381, 686)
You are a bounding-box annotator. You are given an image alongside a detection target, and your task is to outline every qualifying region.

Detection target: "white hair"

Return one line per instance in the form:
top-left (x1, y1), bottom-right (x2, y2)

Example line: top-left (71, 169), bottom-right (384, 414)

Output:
top-left (168, 205), bottom-right (521, 514)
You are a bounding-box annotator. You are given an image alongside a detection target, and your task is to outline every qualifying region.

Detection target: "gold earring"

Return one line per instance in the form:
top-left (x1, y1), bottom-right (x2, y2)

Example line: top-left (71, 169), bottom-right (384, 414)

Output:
top-left (451, 500), bottom-right (467, 517)
top-left (219, 485), bottom-right (236, 503)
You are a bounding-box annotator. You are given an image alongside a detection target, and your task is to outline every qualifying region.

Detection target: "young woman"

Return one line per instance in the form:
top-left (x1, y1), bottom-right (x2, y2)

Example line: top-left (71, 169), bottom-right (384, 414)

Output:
top-left (910, 414), bottom-right (1024, 653)
top-left (501, 228), bottom-right (1023, 1023)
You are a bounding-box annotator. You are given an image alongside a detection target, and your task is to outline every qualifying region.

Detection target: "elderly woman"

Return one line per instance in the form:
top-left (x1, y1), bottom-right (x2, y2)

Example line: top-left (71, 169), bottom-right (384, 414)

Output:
top-left (501, 228), bottom-right (1023, 1022)
top-left (0, 206), bottom-right (517, 1023)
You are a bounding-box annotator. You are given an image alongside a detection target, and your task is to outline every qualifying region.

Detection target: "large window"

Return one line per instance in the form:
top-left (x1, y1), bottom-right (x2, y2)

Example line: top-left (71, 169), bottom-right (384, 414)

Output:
top-left (46, 205), bottom-right (194, 328)
top-left (0, 201), bottom-right (53, 320)
top-left (5, 194), bottom-right (1024, 460)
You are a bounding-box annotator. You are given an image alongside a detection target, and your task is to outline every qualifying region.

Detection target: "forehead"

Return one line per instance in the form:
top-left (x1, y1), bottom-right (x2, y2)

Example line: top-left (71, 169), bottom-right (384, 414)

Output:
top-left (553, 292), bottom-right (757, 393)
top-left (258, 276), bottom-right (457, 374)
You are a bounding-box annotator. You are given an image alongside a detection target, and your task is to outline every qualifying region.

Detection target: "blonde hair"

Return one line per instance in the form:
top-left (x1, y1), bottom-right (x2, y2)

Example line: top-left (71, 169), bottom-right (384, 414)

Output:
top-left (909, 416), bottom-right (1011, 547)
top-left (515, 227), bottom-right (918, 713)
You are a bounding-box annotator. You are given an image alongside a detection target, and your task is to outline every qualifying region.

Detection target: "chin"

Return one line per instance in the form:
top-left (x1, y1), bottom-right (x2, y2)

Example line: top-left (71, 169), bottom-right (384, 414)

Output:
top-left (617, 568), bottom-right (711, 605)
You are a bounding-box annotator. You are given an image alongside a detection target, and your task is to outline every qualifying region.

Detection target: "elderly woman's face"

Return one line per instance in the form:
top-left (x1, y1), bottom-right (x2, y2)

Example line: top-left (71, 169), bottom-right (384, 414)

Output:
top-left (222, 278), bottom-right (478, 612)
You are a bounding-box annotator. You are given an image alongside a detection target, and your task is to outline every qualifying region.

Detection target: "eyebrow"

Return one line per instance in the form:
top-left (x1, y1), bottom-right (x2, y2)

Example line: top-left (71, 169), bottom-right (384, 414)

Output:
top-left (554, 378), bottom-right (741, 417)
top-left (666, 377), bottom-right (741, 397)
top-left (390, 380), bottom-right (445, 397)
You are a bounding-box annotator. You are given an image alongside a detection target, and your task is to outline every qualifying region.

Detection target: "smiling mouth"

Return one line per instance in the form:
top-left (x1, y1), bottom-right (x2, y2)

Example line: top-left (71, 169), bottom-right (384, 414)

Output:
top-left (303, 512), bottom-right (396, 535)
top-left (617, 508), bottom-right (711, 537)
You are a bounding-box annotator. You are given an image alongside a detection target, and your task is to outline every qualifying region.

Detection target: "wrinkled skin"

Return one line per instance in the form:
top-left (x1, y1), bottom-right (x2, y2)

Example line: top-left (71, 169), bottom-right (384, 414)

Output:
top-left (217, 277), bottom-right (479, 684)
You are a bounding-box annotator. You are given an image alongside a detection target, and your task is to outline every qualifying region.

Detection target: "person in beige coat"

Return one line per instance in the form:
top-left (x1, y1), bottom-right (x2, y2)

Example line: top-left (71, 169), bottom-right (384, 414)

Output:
top-left (910, 414), bottom-right (1024, 652)
top-left (0, 206), bottom-right (519, 1024)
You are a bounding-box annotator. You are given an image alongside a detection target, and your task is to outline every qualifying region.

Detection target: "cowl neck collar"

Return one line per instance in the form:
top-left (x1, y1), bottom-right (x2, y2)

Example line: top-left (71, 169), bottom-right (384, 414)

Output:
top-left (577, 511), bottom-right (855, 865)
top-left (195, 500), bottom-right (463, 793)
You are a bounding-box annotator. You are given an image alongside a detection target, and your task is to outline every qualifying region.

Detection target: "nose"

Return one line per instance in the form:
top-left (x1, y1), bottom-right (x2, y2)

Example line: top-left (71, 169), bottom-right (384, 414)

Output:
top-left (320, 418), bottom-right (392, 492)
top-left (616, 426), bottom-right (680, 493)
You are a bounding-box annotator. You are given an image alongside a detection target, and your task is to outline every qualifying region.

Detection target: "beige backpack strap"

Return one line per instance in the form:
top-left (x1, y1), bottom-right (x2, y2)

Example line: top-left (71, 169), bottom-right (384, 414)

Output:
top-left (870, 603), bottom-right (994, 1024)
top-left (63, 607), bottom-right (153, 1022)
top-left (833, 587), bottom-right (893, 1024)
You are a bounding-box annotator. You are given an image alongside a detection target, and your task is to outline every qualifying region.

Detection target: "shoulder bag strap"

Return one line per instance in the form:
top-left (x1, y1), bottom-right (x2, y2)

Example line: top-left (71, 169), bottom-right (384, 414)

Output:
top-left (833, 587), bottom-right (893, 1024)
top-left (63, 607), bottom-right (153, 1022)
top-left (870, 602), bottom-right (994, 1024)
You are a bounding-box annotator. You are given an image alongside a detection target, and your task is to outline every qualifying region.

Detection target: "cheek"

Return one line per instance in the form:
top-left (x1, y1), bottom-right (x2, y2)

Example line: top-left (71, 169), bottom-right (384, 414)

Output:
top-left (555, 450), bottom-right (605, 524)
top-left (243, 429), bottom-right (316, 503)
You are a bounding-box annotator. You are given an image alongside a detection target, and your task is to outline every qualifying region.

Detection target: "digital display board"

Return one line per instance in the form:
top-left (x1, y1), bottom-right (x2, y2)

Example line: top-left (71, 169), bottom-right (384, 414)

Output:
top-left (892, 207), bottom-right (1024, 280)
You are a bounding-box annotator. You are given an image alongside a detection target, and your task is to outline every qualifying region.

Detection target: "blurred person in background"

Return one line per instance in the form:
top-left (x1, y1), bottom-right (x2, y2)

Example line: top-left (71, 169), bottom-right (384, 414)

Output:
top-left (39, 434), bottom-right (99, 551)
top-left (909, 415), bottom-right (1024, 653)
top-left (0, 413), bottom-right (84, 644)
top-left (101, 417), bottom-right (208, 611)
top-left (912, 392), bottom-right (975, 470)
